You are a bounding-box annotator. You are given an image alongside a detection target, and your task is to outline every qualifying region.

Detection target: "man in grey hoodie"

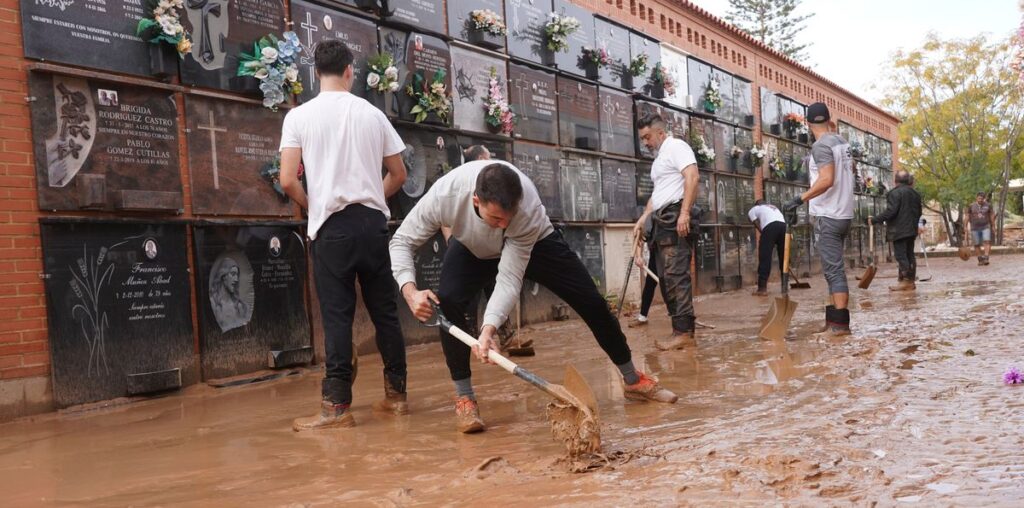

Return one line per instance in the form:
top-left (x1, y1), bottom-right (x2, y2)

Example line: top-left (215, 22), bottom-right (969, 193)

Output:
top-left (391, 160), bottom-right (678, 434)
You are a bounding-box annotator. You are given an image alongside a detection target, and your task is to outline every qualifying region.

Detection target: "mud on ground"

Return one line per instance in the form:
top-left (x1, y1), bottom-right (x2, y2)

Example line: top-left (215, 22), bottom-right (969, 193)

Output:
top-left (1, 255), bottom-right (1022, 506)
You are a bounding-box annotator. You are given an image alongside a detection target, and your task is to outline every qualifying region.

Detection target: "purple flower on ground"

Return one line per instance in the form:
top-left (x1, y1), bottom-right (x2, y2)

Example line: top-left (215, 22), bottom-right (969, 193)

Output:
top-left (1004, 366), bottom-right (1023, 385)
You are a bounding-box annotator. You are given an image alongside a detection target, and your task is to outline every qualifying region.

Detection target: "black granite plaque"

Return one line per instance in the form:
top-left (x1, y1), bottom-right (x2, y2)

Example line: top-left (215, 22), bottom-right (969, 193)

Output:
top-left (630, 32), bottom-right (661, 95)
top-left (557, 77), bottom-right (600, 150)
top-left (179, 0), bottom-right (286, 91)
top-left (513, 141), bottom-right (562, 218)
top-left (713, 120), bottom-right (734, 173)
top-left (552, 0), bottom-right (594, 76)
top-left (775, 140), bottom-right (794, 180)
top-left (599, 87), bottom-right (634, 156)
top-left (634, 100), bottom-right (662, 159)
top-left (448, 0), bottom-right (506, 48)
top-left (713, 69), bottom-right (733, 121)
top-left (562, 225), bottom-right (605, 293)
top-left (29, 73), bottom-right (183, 212)
top-left (594, 18), bottom-right (629, 88)
top-left (291, 1), bottom-right (378, 105)
top-left (665, 107), bottom-right (690, 140)
top-left (193, 224), bottom-right (309, 379)
top-left (389, 128), bottom-right (460, 219)
top-left (391, 230), bottom-right (448, 342)
top-left (764, 180), bottom-right (783, 208)
top-left (718, 226), bottom-right (741, 290)
top-left (184, 95), bottom-right (290, 216)
top-left (508, 63), bottom-right (558, 144)
top-left (791, 225), bottom-right (813, 277)
top-left (790, 144), bottom-right (810, 184)
top-left (737, 177), bottom-right (755, 217)
top-left (733, 78), bottom-right (753, 126)
top-left (450, 46), bottom-right (507, 134)
top-left (601, 159), bottom-right (636, 222)
top-left (41, 220), bottom-right (197, 407)
top-left (506, 0), bottom-right (554, 65)
top-left (734, 127), bottom-right (754, 175)
top-left (716, 174), bottom-right (739, 224)
top-left (386, 0), bottom-right (446, 35)
top-left (387, 30), bottom-right (452, 125)
top-left (559, 152), bottom-right (602, 221)
top-left (697, 170), bottom-right (715, 224)
top-left (695, 226), bottom-right (718, 294)
top-left (689, 116), bottom-right (714, 170)
top-left (20, 0), bottom-right (159, 76)
top-left (760, 87), bottom-right (780, 134)
top-left (636, 161), bottom-right (652, 212)
top-left (740, 226), bottom-right (758, 286)
top-left (687, 57), bottom-right (712, 106)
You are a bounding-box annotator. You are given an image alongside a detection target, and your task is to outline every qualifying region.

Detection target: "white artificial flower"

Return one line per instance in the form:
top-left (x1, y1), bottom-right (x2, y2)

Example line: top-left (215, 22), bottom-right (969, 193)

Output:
top-left (260, 47), bottom-right (279, 64)
top-left (157, 0), bottom-right (172, 11)
top-left (384, 66), bottom-right (398, 80)
top-left (158, 16), bottom-right (177, 36)
top-left (254, 68), bottom-right (269, 80)
top-left (367, 73), bottom-right (381, 88)
top-left (388, 82), bottom-right (400, 92)
top-left (285, 66), bottom-right (299, 82)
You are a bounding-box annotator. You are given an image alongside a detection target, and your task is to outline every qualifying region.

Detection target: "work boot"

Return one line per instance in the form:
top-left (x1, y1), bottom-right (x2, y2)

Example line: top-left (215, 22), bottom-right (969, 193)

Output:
top-left (371, 378), bottom-right (409, 415)
top-left (817, 305), bottom-right (851, 337)
top-left (454, 396), bottom-right (485, 434)
top-left (655, 331), bottom-right (694, 351)
top-left (889, 270), bottom-right (915, 291)
top-left (627, 315), bottom-right (649, 327)
top-left (623, 372), bottom-right (679, 403)
top-left (978, 256), bottom-right (985, 266)
top-left (292, 401), bottom-right (355, 431)
top-left (982, 255), bottom-right (990, 266)
top-left (752, 282), bottom-right (768, 297)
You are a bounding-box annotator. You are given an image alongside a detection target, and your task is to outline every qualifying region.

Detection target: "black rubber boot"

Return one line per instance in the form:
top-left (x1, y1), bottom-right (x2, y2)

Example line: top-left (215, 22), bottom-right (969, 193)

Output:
top-left (822, 305), bottom-right (851, 337)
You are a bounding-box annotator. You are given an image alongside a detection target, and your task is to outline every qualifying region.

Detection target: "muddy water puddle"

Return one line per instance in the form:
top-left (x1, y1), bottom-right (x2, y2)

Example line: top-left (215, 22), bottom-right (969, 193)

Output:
top-left (2, 256), bottom-right (1023, 505)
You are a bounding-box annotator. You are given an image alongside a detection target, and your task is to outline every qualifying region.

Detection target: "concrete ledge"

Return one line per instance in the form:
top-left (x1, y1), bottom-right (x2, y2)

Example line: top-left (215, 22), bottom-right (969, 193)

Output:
top-left (0, 376), bottom-right (55, 423)
top-left (918, 246), bottom-right (1024, 258)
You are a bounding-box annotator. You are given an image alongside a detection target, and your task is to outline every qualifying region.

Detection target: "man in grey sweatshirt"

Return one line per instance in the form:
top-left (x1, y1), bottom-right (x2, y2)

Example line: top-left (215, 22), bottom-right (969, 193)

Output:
top-left (391, 160), bottom-right (678, 433)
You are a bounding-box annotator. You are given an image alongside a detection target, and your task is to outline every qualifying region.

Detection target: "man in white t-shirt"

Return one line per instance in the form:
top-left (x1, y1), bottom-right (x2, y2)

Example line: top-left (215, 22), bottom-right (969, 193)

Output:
top-left (747, 200), bottom-right (787, 296)
top-left (278, 40), bottom-right (410, 431)
top-left (783, 102), bottom-right (855, 336)
top-left (634, 113), bottom-right (700, 351)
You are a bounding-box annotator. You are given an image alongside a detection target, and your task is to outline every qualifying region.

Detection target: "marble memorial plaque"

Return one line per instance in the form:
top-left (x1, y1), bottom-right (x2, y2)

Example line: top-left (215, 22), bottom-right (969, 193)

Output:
top-left (630, 32), bottom-right (660, 94)
top-left (562, 225), bottom-right (605, 293)
top-left (505, 0), bottom-right (554, 65)
top-left (636, 162), bottom-right (652, 213)
top-left (291, 1), bottom-right (378, 105)
top-left (450, 46), bottom-right (507, 134)
top-left (760, 87), bottom-right (780, 134)
top-left (593, 18), bottom-right (629, 88)
top-left (389, 128), bottom-right (459, 219)
top-left (687, 57), bottom-right (712, 106)
top-left (664, 106), bottom-right (691, 141)
top-left (179, 0), bottom-right (286, 91)
top-left (718, 226), bottom-right (741, 288)
top-left (193, 224), bottom-right (309, 379)
top-left (713, 121), bottom-right (734, 173)
top-left (29, 73), bottom-right (183, 212)
top-left (634, 100), bottom-right (663, 159)
top-left (695, 227), bottom-right (718, 294)
top-left (185, 95), bottom-right (290, 216)
top-left (559, 152), bottom-right (602, 221)
top-left (513, 141), bottom-right (562, 218)
top-left (386, 0), bottom-right (447, 35)
top-left (508, 63), bottom-right (558, 144)
top-left (20, 0), bottom-right (156, 76)
top-left (390, 230), bottom-right (448, 341)
top-left (734, 127), bottom-right (754, 175)
top-left (41, 220), bottom-right (197, 407)
top-left (696, 170), bottom-right (715, 224)
top-left (689, 116), bottom-right (714, 170)
top-left (599, 88), bottom-right (634, 156)
top-left (733, 78), bottom-right (753, 126)
top-left (601, 159), bottom-right (636, 222)
top-left (557, 77), bottom-right (599, 150)
top-left (716, 174), bottom-right (740, 224)
top-left (737, 177), bottom-right (755, 216)
top-left (552, 0), bottom-right (593, 76)
top-left (659, 43), bottom-right (688, 107)
top-left (448, 0), bottom-right (505, 48)
top-left (713, 69), bottom-right (733, 122)
top-left (791, 144), bottom-right (810, 184)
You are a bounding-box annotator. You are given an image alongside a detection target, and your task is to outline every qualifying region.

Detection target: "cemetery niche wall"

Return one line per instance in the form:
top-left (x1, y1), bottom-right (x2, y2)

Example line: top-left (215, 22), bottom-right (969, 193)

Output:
top-left (508, 63), bottom-right (558, 144)
top-left (184, 95), bottom-right (291, 216)
top-left (193, 223), bottom-right (311, 379)
top-left (291, 1), bottom-right (378, 105)
top-left (450, 46), bottom-right (508, 134)
top-left (557, 77), bottom-right (599, 150)
top-left (40, 220), bottom-right (198, 407)
top-left (388, 128), bottom-right (460, 219)
top-left (599, 88), bottom-right (635, 157)
top-left (381, 29), bottom-right (452, 126)
top-left (601, 158), bottom-right (637, 222)
top-left (559, 152), bottom-right (602, 222)
top-left (562, 226), bottom-right (606, 293)
top-left (505, 0), bottom-right (554, 65)
top-left (552, 0), bottom-right (593, 76)
top-left (385, 0), bottom-right (447, 36)
top-left (514, 141), bottom-right (562, 219)
top-left (29, 73), bottom-right (183, 213)
top-left (593, 18), bottom-right (629, 88)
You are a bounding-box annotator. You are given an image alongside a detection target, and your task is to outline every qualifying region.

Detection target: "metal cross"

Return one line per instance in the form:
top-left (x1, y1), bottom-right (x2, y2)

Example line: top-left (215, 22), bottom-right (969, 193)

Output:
top-left (197, 110), bottom-right (227, 189)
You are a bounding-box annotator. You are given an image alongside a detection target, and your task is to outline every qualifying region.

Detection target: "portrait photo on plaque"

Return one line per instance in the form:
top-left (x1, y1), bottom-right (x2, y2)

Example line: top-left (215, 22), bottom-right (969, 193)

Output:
top-left (29, 73), bottom-right (183, 212)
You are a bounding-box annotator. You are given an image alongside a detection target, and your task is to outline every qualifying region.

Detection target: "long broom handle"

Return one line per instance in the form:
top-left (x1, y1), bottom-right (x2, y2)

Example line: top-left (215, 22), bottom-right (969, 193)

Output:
top-left (783, 233), bottom-right (792, 273)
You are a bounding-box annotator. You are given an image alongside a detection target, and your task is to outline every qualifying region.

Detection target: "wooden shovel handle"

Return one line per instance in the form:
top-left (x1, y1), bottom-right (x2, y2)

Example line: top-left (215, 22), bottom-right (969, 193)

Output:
top-left (783, 233), bottom-right (792, 273)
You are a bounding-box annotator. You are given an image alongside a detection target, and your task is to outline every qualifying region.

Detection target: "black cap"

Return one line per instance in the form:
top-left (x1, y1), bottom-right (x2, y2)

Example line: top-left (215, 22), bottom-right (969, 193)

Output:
top-left (807, 102), bottom-right (830, 124)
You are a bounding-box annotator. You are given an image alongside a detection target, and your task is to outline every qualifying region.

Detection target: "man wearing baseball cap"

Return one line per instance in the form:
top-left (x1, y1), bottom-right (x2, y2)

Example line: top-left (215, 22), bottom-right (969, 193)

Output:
top-left (783, 103), bottom-right (855, 336)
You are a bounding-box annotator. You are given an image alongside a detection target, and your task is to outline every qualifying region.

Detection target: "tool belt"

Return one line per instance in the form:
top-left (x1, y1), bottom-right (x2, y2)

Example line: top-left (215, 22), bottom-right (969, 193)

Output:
top-left (643, 202), bottom-right (704, 243)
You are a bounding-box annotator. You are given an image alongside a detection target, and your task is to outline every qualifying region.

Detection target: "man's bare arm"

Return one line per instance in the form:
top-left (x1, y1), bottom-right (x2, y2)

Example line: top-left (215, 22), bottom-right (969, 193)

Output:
top-left (280, 147), bottom-right (307, 209)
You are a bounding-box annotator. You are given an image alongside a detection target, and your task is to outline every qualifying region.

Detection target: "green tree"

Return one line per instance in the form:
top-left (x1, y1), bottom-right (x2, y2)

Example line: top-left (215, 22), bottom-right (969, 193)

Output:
top-left (725, 0), bottom-right (813, 61)
top-left (879, 34), bottom-right (1024, 246)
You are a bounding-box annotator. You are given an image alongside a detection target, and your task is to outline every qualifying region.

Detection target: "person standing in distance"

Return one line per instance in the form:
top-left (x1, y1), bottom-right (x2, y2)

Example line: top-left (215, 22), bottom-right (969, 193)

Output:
top-left (966, 192), bottom-right (996, 266)
top-left (870, 170), bottom-right (922, 291)
top-left (783, 103), bottom-right (855, 336)
top-left (634, 113), bottom-right (700, 351)
top-left (278, 40), bottom-right (410, 431)
top-left (747, 200), bottom-right (787, 296)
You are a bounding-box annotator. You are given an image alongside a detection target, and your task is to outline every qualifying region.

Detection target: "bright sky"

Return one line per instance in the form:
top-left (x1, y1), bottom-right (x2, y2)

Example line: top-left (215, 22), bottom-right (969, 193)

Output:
top-left (694, 0), bottom-right (1021, 105)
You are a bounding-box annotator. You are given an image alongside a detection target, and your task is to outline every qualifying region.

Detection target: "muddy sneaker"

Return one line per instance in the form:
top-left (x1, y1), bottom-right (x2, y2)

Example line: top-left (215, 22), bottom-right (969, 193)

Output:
top-left (888, 280), bottom-right (915, 291)
top-left (371, 379), bottom-right (409, 415)
top-left (624, 372), bottom-right (678, 403)
top-left (655, 331), bottom-right (693, 351)
top-left (752, 283), bottom-right (768, 296)
top-left (454, 396), bottom-right (485, 434)
top-left (627, 315), bottom-right (649, 328)
top-left (292, 401), bottom-right (355, 432)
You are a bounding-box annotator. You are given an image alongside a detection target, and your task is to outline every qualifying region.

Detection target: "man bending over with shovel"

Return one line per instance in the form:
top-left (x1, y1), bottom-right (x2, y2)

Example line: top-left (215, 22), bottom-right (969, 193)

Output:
top-left (391, 159), bottom-right (678, 434)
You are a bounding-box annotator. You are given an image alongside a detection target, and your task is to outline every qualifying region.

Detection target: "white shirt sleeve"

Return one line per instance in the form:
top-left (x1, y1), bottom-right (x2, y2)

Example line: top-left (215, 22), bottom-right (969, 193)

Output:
top-left (379, 111), bottom-right (406, 157)
top-left (389, 187), bottom-right (442, 290)
top-left (669, 140), bottom-right (698, 172)
top-left (279, 109), bottom-right (301, 150)
top-left (748, 207), bottom-right (757, 223)
top-left (481, 205), bottom-right (545, 329)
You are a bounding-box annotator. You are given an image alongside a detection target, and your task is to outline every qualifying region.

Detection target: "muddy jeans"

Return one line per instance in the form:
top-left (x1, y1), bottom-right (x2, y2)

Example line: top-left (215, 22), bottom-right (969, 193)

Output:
top-left (652, 207), bottom-right (695, 333)
top-left (892, 236), bottom-right (917, 280)
top-left (813, 216), bottom-right (851, 294)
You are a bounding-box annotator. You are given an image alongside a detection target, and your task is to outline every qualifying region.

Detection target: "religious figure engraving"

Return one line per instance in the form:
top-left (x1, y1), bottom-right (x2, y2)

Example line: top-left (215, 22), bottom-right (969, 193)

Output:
top-left (208, 254), bottom-right (254, 332)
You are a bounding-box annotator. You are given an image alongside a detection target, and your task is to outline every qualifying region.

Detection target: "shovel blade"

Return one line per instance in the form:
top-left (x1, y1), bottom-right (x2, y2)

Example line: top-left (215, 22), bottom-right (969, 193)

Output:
top-left (562, 364), bottom-right (598, 416)
top-left (857, 264), bottom-right (877, 289)
top-left (759, 296), bottom-right (797, 341)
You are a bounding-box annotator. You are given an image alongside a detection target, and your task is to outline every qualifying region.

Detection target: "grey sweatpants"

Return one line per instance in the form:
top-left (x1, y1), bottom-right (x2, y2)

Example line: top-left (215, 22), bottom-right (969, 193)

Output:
top-left (813, 216), bottom-right (851, 294)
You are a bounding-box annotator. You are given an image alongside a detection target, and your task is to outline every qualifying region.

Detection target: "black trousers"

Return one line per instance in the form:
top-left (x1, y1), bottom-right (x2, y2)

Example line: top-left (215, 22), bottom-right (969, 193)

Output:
top-left (437, 230), bottom-right (632, 381)
top-left (892, 236), bottom-right (917, 279)
top-left (757, 221), bottom-right (787, 287)
top-left (639, 246), bottom-right (657, 316)
top-left (312, 205), bottom-right (407, 405)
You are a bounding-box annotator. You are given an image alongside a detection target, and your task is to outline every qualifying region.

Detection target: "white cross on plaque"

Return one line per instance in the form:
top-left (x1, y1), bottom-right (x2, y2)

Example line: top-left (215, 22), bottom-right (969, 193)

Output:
top-left (197, 110), bottom-right (227, 190)
top-left (300, 12), bottom-right (319, 93)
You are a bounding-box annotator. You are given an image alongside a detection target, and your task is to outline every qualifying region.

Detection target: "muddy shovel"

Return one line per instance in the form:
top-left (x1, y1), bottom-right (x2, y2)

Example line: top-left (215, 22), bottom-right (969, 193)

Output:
top-left (759, 232), bottom-right (798, 341)
top-left (423, 303), bottom-right (600, 455)
top-left (857, 221), bottom-right (878, 289)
